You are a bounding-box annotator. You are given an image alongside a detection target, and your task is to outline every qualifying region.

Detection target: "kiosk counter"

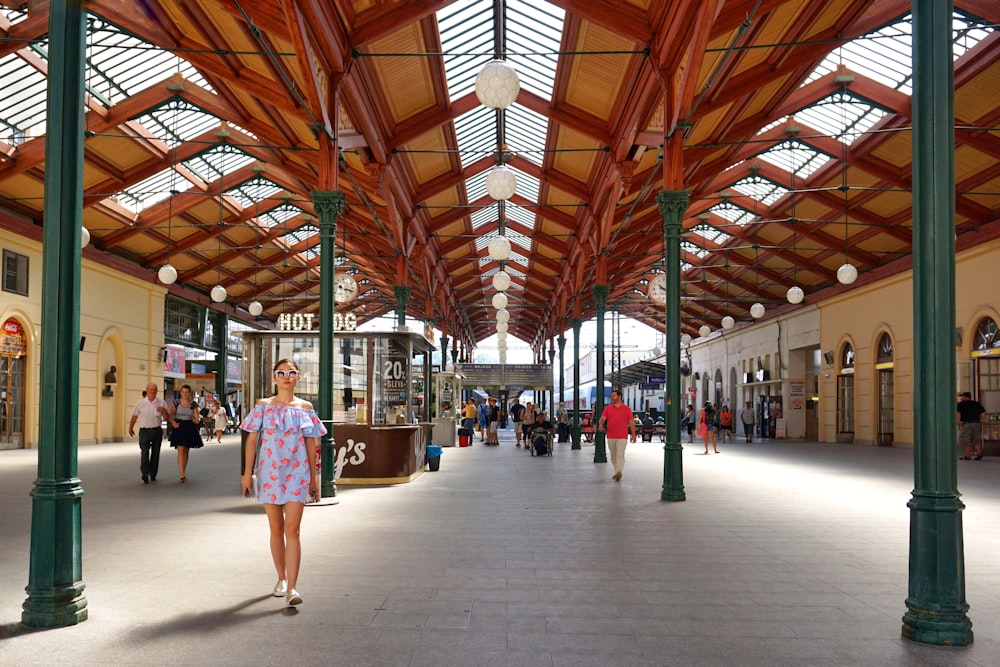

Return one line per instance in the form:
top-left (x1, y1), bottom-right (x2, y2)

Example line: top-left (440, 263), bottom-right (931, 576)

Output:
top-left (241, 329), bottom-right (435, 484)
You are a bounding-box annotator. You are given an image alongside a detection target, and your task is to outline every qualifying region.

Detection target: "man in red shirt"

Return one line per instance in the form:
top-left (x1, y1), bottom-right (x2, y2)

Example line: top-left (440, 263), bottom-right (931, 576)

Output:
top-left (598, 389), bottom-right (637, 481)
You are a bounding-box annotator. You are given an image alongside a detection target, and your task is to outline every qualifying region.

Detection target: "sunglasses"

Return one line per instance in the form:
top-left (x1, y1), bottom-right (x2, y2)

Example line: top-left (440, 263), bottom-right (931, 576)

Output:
top-left (273, 369), bottom-right (299, 379)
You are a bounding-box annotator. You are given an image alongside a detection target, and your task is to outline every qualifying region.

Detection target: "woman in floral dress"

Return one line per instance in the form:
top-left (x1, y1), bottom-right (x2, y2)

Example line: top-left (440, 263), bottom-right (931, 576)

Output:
top-left (240, 359), bottom-right (326, 607)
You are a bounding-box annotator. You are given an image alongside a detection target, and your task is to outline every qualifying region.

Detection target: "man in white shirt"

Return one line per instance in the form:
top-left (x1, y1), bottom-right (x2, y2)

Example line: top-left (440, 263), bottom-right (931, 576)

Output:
top-left (128, 383), bottom-right (168, 484)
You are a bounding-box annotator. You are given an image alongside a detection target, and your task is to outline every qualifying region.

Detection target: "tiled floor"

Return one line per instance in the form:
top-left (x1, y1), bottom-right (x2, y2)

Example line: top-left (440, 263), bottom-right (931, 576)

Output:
top-left (1, 429), bottom-right (999, 666)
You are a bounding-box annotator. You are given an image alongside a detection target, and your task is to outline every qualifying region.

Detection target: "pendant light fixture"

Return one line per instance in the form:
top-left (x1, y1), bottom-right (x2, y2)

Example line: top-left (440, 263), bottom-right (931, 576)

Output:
top-left (158, 101), bottom-right (180, 285)
top-left (836, 72), bottom-right (857, 285)
top-left (209, 146), bottom-right (227, 303)
top-left (749, 167), bottom-right (765, 319)
top-left (786, 143), bottom-right (804, 304)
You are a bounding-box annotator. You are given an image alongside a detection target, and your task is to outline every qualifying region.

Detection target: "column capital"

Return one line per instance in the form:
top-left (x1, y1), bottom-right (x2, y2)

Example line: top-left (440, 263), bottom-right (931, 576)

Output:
top-left (655, 189), bottom-right (689, 216)
top-left (311, 190), bottom-right (346, 220)
top-left (570, 318), bottom-right (583, 333)
top-left (592, 284), bottom-right (610, 310)
top-left (557, 336), bottom-right (566, 352)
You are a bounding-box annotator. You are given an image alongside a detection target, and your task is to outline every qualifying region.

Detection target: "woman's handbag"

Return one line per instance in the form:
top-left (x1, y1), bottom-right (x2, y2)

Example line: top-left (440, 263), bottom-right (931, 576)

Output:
top-left (696, 422), bottom-right (707, 437)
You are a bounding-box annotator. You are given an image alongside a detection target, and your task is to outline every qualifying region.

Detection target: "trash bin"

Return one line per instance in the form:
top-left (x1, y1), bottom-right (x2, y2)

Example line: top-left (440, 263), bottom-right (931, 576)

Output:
top-left (457, 427), bottom-right (473, 447)
top-left (426, 445), bottom-right (443, 472)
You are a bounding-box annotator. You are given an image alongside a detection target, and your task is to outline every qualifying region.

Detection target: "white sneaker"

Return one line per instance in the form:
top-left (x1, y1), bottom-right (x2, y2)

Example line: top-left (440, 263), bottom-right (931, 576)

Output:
top-left (285, 589), bottom-right (303, 606)
top-left (273, 579), bottom-right (287, 597)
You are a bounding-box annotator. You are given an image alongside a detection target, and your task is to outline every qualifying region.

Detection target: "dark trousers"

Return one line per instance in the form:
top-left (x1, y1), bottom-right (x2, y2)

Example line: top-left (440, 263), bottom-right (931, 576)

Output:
top-left (557, 423), bottom-right (569, 442)
top-left (139, 427), bottom-right (163, 479)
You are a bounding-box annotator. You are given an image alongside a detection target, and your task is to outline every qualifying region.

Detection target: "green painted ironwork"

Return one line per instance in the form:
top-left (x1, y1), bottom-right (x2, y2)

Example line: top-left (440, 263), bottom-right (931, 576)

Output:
top-left (22, 0), bottom-right (89, 628)
top-left (313, 190), bottom-right (345, 498)
top-left (657, 190), bottom-right (688, 502)
top-left (592, 285), bottom-right (609, 464)
top-left (394, 286), bottom-right (411, 328)
top-left (902, 0), bottom-right (971, 646)
top-left (571, 319), bottom-right (582, 449)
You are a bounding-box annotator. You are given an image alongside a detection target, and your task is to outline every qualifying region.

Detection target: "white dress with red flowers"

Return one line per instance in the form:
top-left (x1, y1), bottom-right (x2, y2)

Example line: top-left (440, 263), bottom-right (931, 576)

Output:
top-left (240, 403), bottom-right (327, 505)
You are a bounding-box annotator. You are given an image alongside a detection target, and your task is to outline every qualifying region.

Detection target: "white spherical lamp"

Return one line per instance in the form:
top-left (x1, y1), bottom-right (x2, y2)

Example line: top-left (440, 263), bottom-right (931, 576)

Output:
top-left (495, 309), bottom-right (510, 323)
top-left (750, 302), bottom-right (765, 319)
top-left (81, 226), bottom-right (90, 248)
top-left (157, 264), bottom-right (178, 285)
top-left (491, 292), bottom-right (508, 310)
top-left (496, 321), bottom-right (509, 333)
top-left (492, 270), bottom-right (512, 292)
top-left (485, 166), bottom-right (517, 201)
top-left (721, 315), bottom-right (735, 330)
top-left (474, 60), bottom-right (520, 109)
top-left (488, 236), bottom-right (512, 261)
top-left (248, 300), bottom-right (263, 317)
top-left (786, 286), bottom-right (804, 304)
top-left (837, 263), bottom-right (858, 285)
top-left (680, 333), bottom-right (692, 346)
top-left (210, 284), bottom-right (227, 303)
top-left (698, 325), bottom-right (711, 338)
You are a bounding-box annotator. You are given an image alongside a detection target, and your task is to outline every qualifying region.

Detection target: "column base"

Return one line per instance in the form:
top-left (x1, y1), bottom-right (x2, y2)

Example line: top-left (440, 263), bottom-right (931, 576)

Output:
top-left (902, 600), bottom-right (973, 646)
top-left (593, 433), bottom-right (608, 463)
top-left (22, 582), bottom-right (88, 628)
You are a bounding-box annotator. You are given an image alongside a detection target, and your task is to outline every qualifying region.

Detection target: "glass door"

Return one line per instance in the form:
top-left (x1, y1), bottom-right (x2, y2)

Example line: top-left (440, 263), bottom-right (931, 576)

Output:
top-left (836, 374), bottom-right (854, 442)
top-left (877, 370), bottom-right (894, 446)
top-left (0, 354), bottom-right (25, 449)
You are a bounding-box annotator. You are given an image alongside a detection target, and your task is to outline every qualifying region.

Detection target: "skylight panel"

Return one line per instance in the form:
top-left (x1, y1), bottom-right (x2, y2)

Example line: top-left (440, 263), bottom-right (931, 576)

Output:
top-left (471, 201), bottom-right (497, 230)
top-left (802, 12), bottom-right (991, 98)
top-left (183, 145), bottom-right (254, 186)
top-left (504, 202), bottom-right (536, 231)
top-left (505, 103), bottom-right (549, 166)
top-left (227, 178), bottom-right (283, 209)
top-left (261, 204), bottom-right (305, 228)
top-left (282, 226), bottom-right (318, 246)
top-left (506, 250), bottom-right (529, 268)
top-left (506, 0), bottom-right (564, 100)
top-left (1, 8), bottom-right (28, 23)
top-left (756, 140), bottom-right (832, 179)
top-left (466, 170), bottom-right (489, 202)
top-left (691, 223), bottom-right (731, 245)
top-left (732, 176), bottom-right (788, 206)
top-left (504, 227), bottom-right (532, 251)
top-left (112, 167), bottom-right (195, 215)
top-left (709, 201), bottom-right (753, 227)
top-left (0, 52), bottom-right (47, 143)
top-left (509, 166), bottom-right (540, 202)
top-left (795, 92), bottom-right (886, 145)
top-left (681, 241), bottom-right (709, 260)
top-left (84, 17), bottom-right (213, 107)
top-left (454, 106), bottom-right (495, 169)
top-left (437, 0), bottom-right (494, 100)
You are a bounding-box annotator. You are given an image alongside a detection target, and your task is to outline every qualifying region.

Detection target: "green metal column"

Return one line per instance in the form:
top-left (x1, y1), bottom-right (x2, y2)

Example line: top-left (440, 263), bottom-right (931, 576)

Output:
top-left (215, 312), bottom-right (228, 402)
top-left (902, 0), bottom-right (971, 646)
top-left (394, 286), bottom-right (411, 328)
top-left (22, 0), bottom-right (88, 628)
top-left (440, 335), bottom-right (449, 372)
top-left (571, 318), bottom-right (582, 450)
top-left (657, 190), bottom-right (688, 502)
top-left (557, 336), bottom-right (566, 410)
top-left (593, 285), bottom-right (609, 464)
top-left (313, 190), bottom-right (345, 498)
top-left (548, 347), bottom-right (556, 419)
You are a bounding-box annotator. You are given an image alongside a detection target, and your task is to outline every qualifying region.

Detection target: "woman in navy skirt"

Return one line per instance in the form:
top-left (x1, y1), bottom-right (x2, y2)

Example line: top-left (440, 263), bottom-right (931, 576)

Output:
top-left (168, 384), bottom-right (203, 481)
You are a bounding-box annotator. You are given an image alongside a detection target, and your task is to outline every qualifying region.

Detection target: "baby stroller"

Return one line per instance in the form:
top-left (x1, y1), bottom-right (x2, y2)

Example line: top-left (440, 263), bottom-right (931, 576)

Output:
top-left (529, 425), bottom-right (553, 457)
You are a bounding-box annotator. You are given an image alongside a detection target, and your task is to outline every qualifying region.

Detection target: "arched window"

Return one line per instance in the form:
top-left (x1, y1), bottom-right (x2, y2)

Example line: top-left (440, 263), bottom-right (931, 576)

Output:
top-left (877, 333), bottom-right (893, 364)
top-left (974, 318), bottom-right (998, 351)
top-left (840, 343), bottom-right (854, 372)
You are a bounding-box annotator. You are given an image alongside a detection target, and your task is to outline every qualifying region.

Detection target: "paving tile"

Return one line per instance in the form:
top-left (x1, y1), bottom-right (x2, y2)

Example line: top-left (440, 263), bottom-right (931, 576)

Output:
top-left (2, 434), bottom-right (999, 665)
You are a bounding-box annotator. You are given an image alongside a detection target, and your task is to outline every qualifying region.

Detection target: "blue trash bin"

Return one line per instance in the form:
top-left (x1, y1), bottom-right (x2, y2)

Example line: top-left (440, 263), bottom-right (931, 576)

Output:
top-left (426, 445), bottom-right (443, 472)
